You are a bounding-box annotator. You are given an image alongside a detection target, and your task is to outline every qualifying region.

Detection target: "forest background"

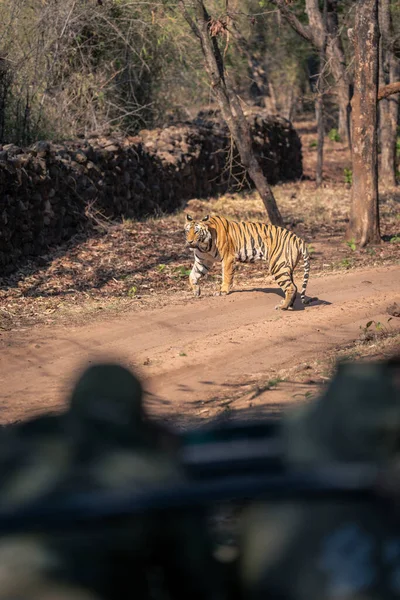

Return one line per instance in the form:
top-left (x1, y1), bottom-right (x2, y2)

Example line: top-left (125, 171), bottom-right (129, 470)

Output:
top-left (0, 0), bottom-right (323, 144)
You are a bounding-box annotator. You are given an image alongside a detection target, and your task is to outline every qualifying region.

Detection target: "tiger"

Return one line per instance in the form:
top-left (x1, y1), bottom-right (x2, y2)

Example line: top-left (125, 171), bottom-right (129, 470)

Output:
top-left (184, 214), bottom-right (310, 310)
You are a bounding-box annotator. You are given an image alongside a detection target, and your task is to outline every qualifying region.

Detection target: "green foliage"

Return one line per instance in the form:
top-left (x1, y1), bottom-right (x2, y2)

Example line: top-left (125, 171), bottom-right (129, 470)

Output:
top-left (174, 266), bottom-right (191, 278)
top-left (267, 377), bottom-right (283, 389)
top-left (251, 376), bottom-right (285, 399)
top-left (127, 286), bottom-right (137, 297)
top-left (343, 168), bottom-right (353, 185)
top-left (340, 257), bottom-right (353, 269)
top-left (359, 318), bottom-right (393, 341)
top-left (390, 235), bottom-right (400, 244)
top-left (328, 128), bottom-right (341, 142)
top-left (396, 137), bottom-right (400, 158)
top-left (158, 263), bottom-right (191, 277)
top-left (308, 140), bottom-right (318, 149)
top-left (308, 244), bottom-right (316, 255)
top-left (345, 238), bottom-right (356, 251)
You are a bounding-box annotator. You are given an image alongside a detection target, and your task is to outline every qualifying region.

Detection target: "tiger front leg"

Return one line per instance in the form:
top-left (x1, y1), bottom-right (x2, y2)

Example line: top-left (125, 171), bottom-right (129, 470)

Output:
top-left (189, 258), bottom-right (210, 297)
top-left (216, 257), bottom-right (235, 296)
top-left (189, 268), bottom-right (201, 297)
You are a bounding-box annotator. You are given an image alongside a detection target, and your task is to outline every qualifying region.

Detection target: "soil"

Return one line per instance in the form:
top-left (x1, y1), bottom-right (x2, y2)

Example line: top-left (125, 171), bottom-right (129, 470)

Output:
top-left (1, 264), bottom-right (399, 428)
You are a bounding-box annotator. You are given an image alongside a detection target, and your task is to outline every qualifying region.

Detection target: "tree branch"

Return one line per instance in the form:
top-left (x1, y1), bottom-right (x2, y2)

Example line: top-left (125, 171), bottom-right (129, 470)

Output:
top-left (179, 0), bottom-right (201, 38)
top-left (268, 0), bottom-right (315, 45)
top-left (378, 81), bottom-right (400, 100)
top-left (305, 0), bottom-right (325, 48)
top-left (179, 0), bottom-right (283, 225)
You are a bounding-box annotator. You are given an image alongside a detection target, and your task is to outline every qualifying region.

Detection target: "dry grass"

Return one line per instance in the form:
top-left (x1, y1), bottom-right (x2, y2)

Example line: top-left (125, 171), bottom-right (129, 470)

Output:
top-left (1, 119), bottom-right (399, 331)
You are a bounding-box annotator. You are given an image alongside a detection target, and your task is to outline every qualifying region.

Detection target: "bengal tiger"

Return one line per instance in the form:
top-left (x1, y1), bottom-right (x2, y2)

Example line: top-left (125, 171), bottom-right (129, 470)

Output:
top-left (184, 214), bottom-right (310, 310)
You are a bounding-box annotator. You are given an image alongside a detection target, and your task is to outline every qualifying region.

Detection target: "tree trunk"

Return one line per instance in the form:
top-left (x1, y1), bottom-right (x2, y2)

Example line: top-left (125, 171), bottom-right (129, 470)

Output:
top-left (305, 0), bottom-right (352, 147)
top-left (346, 0), bottom-right (380, 247)
top-left (271, 0), bottom-right (352, 147)
top-left (226, 82), bottom-right (283, 225)
top-left (231, 25), bottom-right (276, 111)
top-left (181, 1), bottom-right (283, 226)
top-left (336, 80), bottom-right (352, 147)
top-left (378, 0), bottom-right (399, 186)
top-left (316, 92), bottom-right (324, 187)
top-left (316, 0), bottom-right (327, 187)
top-left (326, 0), bottom-right (352, 146)
top-left (265, 81), bottom-right (278, 115)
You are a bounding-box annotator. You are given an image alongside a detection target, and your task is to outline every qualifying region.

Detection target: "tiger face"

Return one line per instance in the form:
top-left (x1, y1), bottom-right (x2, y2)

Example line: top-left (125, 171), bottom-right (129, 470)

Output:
top-left (184, 215), bottom-right (211, 251)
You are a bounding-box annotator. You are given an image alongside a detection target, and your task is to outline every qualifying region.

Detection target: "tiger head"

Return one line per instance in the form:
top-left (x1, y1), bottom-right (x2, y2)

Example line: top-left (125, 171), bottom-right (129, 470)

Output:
top-left (184, 215), bottom-right (212, 251)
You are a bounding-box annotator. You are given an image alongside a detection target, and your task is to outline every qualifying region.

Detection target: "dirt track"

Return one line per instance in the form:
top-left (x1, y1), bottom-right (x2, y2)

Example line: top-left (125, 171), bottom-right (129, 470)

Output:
top-left (1, 265), bottom-right (399, 426)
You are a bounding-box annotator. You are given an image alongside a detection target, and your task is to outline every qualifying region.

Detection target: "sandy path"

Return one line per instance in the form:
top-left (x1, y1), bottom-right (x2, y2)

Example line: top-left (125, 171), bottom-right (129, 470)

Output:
top-left (0, 265), bottom-right (399, 425)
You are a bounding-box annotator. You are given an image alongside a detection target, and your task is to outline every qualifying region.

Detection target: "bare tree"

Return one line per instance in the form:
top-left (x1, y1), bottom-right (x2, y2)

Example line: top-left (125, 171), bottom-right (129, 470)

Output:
top-left (315, 88), bottom-right (325, 188)
top-left (324, 0), bottom-right (351, 147)
top-left (269, 0), bottom-right (352, 147)
top-left (316, 0), bottom-right (328, 188)
top-left (180, 0), bottom-right (283, 226)
top-left (346, 0), bottom-right (380, 247)
top-left (229, 23), bottom-right (277, 113)
top-left (379, 0), bottom-right (399, 186)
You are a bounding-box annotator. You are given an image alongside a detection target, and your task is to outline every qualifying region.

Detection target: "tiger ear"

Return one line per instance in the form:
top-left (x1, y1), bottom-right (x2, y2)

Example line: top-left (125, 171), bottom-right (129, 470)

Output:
top-left (202, 215), bottom-right (209, 222)
top-left (186, 214), bottom-right (193, 221)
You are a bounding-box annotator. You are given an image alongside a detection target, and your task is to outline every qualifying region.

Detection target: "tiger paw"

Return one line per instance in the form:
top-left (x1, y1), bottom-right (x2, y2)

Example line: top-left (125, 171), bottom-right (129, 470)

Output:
top-left (275, 304), bottom-right (289, 311)
top-left (192, 286), bottom-right (201, 297)
top-left (215, 290), bottom-right (229, 297)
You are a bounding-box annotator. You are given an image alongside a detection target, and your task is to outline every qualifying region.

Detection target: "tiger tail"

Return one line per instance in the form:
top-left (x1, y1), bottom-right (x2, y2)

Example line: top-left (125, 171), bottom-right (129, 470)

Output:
top-left (299, 239), bottom-right (310, 305)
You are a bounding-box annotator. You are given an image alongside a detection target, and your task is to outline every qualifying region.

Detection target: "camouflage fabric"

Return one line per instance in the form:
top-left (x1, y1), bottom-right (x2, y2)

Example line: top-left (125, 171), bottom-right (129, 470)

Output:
top-left (1, 357), bottom-right (399, 599)
top-left (240, 358), bottom-right (400, 600)
top-left (0, 413), bottom-right (72, 511)
top-left (241, 499), bottom-right (400, 600)
top-left (284, 359), bottom-right (400, 464)
top-left (0, 534), bottom-right (101, 600)
top-left (0, 363), bottom-right (224, 600)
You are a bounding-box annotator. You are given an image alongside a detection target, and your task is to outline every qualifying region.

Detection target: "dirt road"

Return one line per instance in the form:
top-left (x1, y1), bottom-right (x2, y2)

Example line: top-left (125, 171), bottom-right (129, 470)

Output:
top-left (1, 265), bottom-right (399, 426)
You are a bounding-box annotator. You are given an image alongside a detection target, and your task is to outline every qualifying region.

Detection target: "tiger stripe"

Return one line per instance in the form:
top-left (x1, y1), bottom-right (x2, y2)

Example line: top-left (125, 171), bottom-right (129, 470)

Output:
top-left (184, 214), bottom-right (311, 310)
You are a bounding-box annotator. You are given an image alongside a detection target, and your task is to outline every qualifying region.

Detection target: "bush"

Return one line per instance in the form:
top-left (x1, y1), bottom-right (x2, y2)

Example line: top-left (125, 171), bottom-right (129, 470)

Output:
top-left (328, 128), bottom-right (341, 142)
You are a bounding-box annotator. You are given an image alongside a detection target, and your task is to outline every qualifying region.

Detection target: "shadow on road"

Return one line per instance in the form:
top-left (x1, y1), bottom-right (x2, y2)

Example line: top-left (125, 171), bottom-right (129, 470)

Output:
top-left (231, 287), bottom-right (331, 311)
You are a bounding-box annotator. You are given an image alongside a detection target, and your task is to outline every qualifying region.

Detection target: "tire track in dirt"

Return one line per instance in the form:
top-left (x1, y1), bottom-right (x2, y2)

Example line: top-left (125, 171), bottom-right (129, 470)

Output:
top-left (0, 265), bottom-right (399, 424)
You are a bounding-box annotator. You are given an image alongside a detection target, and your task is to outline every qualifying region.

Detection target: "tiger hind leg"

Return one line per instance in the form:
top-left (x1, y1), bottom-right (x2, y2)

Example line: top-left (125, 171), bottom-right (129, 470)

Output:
top-left (273, 270), bottom-right (297, 311)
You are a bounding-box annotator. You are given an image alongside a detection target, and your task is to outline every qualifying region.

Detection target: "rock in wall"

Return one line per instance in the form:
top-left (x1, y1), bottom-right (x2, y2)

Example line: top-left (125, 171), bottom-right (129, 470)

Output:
top-left (0, 113), bottom-right (302, 273)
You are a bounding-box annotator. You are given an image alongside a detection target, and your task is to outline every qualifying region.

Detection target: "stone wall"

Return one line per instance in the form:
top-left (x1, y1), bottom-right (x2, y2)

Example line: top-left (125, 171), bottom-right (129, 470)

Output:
top-left (0, 112), bottom-right (302, 273)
